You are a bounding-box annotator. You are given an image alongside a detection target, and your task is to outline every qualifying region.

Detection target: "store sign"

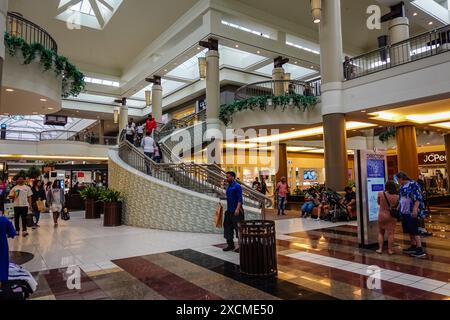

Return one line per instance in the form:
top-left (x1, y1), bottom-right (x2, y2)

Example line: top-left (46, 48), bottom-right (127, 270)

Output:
top-left (419, 152), bottom-right (447, 165)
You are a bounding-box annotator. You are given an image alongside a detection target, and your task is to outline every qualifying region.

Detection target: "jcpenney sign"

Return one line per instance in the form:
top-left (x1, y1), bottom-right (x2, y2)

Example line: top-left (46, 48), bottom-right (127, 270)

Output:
top-left (419, 152), bottom-right (447, 165)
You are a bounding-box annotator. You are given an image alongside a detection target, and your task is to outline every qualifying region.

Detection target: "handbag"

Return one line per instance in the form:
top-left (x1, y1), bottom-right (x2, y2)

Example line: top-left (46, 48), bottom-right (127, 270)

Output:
top-left (26, 213), bottom-right (34, 228)
top-left (61, 207), bottom-right (70, 221)
top-left (36, 200), bottom-right (45, 213)
top-left (214, 203), bottom-right (223, 229)
top-left (383, 192), bottom-right (400, 220)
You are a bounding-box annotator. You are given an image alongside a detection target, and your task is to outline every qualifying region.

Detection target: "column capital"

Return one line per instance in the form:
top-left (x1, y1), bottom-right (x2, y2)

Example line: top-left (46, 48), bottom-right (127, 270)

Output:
top-left (145, 75), bottom-right (161, 86)
top-left (199, 38), bottom-right (219, 51)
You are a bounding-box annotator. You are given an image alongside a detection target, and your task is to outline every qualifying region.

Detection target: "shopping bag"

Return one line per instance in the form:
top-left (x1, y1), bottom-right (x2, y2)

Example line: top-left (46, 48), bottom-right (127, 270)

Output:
top-left (214, 203), bottom-right (223, 229)
top-left (3, 202), bottom-right (14, 219)
top-left (36, 200), bottom-right (45, 213)
top-left (26, 214), bottom-right (34, 228)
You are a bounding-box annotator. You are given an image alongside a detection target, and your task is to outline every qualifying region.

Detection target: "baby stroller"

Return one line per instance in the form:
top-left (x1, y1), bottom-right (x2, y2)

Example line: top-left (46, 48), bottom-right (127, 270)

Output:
top-left (324, 190), bottom-right (350, 223)
top-left (0, 263), bottom-right (38, 300)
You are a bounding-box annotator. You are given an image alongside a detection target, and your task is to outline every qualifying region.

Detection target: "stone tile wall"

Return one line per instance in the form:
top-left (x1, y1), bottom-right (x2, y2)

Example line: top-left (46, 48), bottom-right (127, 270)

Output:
top-left (109, 150), bottom-right (261, 233)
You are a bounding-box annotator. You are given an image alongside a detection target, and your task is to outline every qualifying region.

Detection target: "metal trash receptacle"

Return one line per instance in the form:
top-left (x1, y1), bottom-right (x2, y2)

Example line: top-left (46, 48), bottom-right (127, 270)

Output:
top-left (238, 220), bottom-right (277, 277)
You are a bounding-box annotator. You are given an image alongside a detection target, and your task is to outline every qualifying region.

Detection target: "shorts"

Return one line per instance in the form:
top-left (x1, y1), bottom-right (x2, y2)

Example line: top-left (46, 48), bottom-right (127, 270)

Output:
top-left (51, 204), bottom-right (62, 213)
top-left (401, 214), bottom-right (419, 235)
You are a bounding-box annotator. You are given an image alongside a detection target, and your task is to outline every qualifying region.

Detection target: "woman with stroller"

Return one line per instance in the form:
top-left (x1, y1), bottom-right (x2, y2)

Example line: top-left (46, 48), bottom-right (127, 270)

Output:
top-left (47, 180), bottom-right (65, 228)
top-left (376, 181), bottom-right (399, 255)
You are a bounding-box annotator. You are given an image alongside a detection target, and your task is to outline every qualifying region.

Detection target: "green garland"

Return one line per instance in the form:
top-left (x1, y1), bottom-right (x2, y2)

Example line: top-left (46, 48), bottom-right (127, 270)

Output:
top-left (378, 127), bottom-right (396, 143)
top-left (219, 94), bottom-right (318, 126)
top-left (4, 32), bottom-right (86, 98)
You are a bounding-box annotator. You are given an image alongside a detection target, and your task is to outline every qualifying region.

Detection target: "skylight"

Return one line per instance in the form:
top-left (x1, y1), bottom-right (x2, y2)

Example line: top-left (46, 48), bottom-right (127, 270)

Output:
top-left (131, 80), bottom-right (186, 100)
top-left (56, 0), bottom-right (124, 30)
top-left (286, 34), bottom-right (321, 55)
top-left (255, 63), bottom-right (317, 79)
top-left (84, 76), bottom-right (120, 87)
top-left (221, 20), bottom-right (271, 39)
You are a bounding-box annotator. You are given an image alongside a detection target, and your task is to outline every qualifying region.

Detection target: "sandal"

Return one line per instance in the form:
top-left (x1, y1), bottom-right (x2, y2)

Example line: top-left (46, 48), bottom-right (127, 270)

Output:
top-left (376, 249), bottom-right (383, 254)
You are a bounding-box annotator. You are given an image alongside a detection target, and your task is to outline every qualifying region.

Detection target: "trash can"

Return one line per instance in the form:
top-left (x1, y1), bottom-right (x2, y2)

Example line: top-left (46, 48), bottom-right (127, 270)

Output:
top-left (238, 220), bottom-right (278, 277)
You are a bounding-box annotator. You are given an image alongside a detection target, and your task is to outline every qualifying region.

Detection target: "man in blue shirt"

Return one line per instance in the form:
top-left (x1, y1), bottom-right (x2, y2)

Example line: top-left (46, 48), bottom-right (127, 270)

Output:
top-left (0, 216), bottom-right (16, 288)
top-left (223, 172), bottom-right (244, 252)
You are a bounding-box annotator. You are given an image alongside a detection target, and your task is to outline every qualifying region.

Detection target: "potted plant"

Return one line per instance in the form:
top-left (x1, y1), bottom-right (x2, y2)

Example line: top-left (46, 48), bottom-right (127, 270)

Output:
top-left (79, 186), bottom-right (101, 219)
top-left (99, 189), bottom-right (122, 227)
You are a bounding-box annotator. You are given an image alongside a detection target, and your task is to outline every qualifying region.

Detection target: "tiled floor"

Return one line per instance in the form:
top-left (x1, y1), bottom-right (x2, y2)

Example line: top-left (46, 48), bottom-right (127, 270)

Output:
top-left (7, 209), bottom-right (450, 300)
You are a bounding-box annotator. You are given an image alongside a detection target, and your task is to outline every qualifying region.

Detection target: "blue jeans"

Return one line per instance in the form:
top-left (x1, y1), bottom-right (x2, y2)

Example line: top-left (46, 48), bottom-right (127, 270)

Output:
top-left (302, 202), bottom-right (316, 216)
top-left (33, 209), bottom-right (40, 226)
top-left (144, 152), bottom-right (153, 174)
top-left (278, 196), bottom-right (286, 212)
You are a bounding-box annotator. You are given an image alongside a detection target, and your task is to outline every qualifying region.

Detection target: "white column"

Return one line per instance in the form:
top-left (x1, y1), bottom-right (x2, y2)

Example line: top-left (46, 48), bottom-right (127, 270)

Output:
top-left (319, 0), bottom-right (348, 191)
top-left (388, 17), bottom-right (410, 65)
top-left (152, 84), bottom-right (163, 123)
top-left (119, 105), bottom-right (128, 134)
top-left (205, 49), bottom-right (222, 165)
top-left (272, 67), bottom-right (285, 96)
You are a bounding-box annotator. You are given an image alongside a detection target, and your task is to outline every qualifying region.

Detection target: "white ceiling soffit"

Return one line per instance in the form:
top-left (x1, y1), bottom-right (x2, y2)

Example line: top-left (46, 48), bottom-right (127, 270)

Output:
top-left (411, 0), bottom-right (450, 24)
top-left (56, 0), bottom-right (124, 30)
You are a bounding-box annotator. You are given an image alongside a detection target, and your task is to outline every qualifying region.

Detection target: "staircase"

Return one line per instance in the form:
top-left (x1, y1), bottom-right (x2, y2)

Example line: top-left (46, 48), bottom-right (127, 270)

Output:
top-left (118, 110), bottom-right (272, 211)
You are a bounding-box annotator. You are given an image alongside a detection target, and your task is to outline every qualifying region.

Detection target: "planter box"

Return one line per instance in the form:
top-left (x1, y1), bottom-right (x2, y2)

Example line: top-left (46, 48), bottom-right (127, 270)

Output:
top-left (84, 199), bottom-right (97, 219)
top-left (103, 202), bottom-right (122, 227)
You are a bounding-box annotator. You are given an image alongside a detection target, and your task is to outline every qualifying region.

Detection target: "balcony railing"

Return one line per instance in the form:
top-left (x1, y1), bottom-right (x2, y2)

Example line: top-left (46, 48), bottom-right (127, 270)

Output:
top-left (345, 24), bottom-right (450, 80)
top-left (235, 79), bottom-right (320, 100)
top-left (1, 129), bottom-right (117, 145)
top-left (6, 12), bottom-right (58, 53)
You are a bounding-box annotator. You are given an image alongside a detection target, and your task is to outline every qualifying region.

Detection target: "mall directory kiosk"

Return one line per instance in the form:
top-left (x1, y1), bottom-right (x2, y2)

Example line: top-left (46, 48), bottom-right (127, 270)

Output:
top-left (355, 150), bottom-right (388, 248)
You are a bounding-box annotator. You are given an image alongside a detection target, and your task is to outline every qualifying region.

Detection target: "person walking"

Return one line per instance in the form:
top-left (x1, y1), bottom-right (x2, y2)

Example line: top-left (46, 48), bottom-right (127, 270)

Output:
top-left (153, 141), bottom-right (162, 164)
top-left (260, 176), bottom-right (268, 195)
top-left (125, 119), bottom-right (135, 144)
top-left (223, 172), bottom-right (244, 252)
top-left (8, 174), bottom-right (33, 237)
top-left (141, 132), bottom-right (155, 174)
top-left (0, 215), bottom-right (16, 289)
top-left (395, 172), bottom-right (427, 258)
top-left (276, 177), bottom-right (289, 216)
top-left (376, 181), bottom-right (399, 255)
top-left (31, 180), bottom-right (46, 229)
top-left (145, 115), bottom-right (157, 137)
top-left (47, 180), bottom-right (65, 228)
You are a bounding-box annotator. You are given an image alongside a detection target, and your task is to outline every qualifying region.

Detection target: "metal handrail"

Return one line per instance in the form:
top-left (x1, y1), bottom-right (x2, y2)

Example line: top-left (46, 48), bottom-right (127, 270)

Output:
top-left (1, 129), bottom-right (117, 145)
top-left (118, 110), bottom-right (272, 209)
top-left (235, 79), bottom-right (319, 100)
top-left (346, 24), bottom-right (450, 80)
top-left (6, 12), bottom-right (58, 53)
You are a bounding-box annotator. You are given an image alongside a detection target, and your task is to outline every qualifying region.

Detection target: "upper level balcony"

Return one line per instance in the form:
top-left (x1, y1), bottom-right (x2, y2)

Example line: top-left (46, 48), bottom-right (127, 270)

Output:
top-left (1, 12), bottom-right (84, 116)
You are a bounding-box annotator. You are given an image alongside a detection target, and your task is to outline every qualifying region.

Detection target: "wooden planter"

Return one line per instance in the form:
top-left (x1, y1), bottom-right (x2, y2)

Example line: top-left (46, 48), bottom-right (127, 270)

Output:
top-left (103, 202), bottom-right (122, 227)
top-left (96, 201), bottom-right (104, 218)
top-left (84, 199), bottom-right (97, 219)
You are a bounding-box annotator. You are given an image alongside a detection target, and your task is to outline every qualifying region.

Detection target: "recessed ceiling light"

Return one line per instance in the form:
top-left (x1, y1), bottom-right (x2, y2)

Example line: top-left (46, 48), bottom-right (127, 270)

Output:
top-left (47, 107), bottom-right (54, 110)
top-left (429, 21), bottom-right (433, 25)
top-left (6, 88), bottom-right (14, 92)
top-left (291, 128), bottom-right (296, 130)
top-left (413, 12), bottom-right (418, 16)
top-left (235, 44), bottom-right (239, 48)
top-left (310, 66), bottom-right (314, 69)
top-left (294, 61), bottom-right (298, 64)
top-left (361, 110), bottom-right (366, 113)
top-left (164, 69), bottom-right (168, 72)
top-left (32, 112), bottom-right (38, 115)
top-left (256, 50), bottom-right (261, 54)
top-left (197, 47), bottom-right (201, 50)
top-left (40, 98), bottom-right (47, 102)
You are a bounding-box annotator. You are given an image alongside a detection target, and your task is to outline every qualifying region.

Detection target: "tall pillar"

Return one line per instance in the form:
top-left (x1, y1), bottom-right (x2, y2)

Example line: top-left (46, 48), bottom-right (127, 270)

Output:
top-left (319, 0), bottom-right (348, 191)
top-left (324, 114), bottom-right (348, 190)
top-left (275, 143), bottom-right (288, 185)
top-left (444, 134), bottom-right (450, 195)
top-left (388, 17), bottom-right (410, 64)
top-left (200, 38), bottom-right (222, 165)
top-left (0, 0), bottom-right (8, 113)
top-left (118, 98), bottom-right (128, 134)
top-left (146, 76), bottom-right (162, 123)
top-left (152, 84), bottom-right (162, 123)
top-left (395, 126), bottom-right (419, 180)
top-left (98, 120), bottom-right (104, 145)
